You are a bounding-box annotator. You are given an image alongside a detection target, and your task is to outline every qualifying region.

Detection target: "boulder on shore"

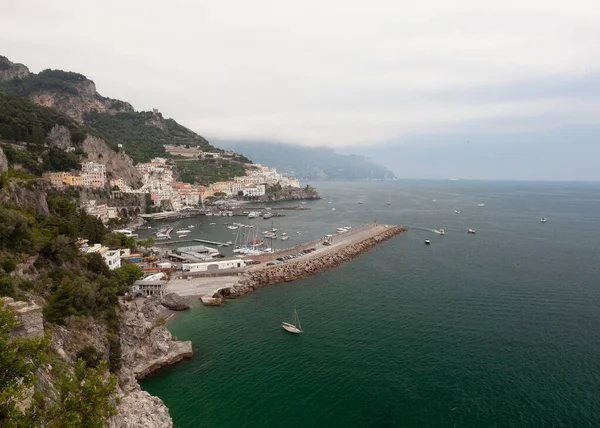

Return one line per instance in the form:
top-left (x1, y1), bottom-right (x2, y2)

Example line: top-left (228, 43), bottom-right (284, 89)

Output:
top-left (160, 293), bottom-right (190, 311)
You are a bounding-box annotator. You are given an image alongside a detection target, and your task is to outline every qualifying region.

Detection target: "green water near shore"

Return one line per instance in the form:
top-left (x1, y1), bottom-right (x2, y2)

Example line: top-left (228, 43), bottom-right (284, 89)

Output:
top-left (141, 180), bottom-right (600, 427)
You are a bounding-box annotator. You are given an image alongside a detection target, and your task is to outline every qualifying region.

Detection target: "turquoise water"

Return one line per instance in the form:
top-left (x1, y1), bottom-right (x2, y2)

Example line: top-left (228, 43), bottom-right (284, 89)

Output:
top-left (140, 181), bottom-right (600, 427)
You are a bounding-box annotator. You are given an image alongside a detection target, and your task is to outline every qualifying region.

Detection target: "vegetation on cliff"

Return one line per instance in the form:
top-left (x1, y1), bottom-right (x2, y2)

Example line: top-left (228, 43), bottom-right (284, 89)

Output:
top-left (0, 301), bottom-right (118, 427)
top-left (0, 93), bottom-right (88, 146)
top-left (84, 110), bottom-right (213, 162)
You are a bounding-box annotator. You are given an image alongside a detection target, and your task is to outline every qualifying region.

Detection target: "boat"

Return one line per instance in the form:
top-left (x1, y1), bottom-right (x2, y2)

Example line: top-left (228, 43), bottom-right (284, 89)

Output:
top-left (357, 201), bottom-right (363, 204)
top-left (178, 235), bottom-right (187, 239)
top-left (282, 308), bottom-right (303, 334)
top-left (205, 212), bottom-right (213, 216)
top-left (281, 236), bottom-right (290, 241)
top-left (263, 212), bottom-right (273, 219)
top-left (147, 226), bottom-right (152, 229)
top-left (176, 229), bottom-right (191, 234)
top-left (331, 207), bottom-right (336, 211)
top-left (425, 239), bottom-right (431, 245)
top-left (155, 233), bottom-right (170, 240)
top-left (468, 229), bottom-right (476, 234)
top-left (477, 203), bottom-right (486, 207)
top-left (227, 225), bottom-right (238, 230)
top-left (281, 232), bottom-right (287, 236)
top-left (328, 194), bottom-right (332, 204)
top-left (541, 217), bottom-right (547, 223)
top-left (114, 229), bottom-right (138, 238)
top-left (455, 210), bottom-right (460, 214)
top-left (248, 212), bottom-right (258, 219)
top-left (189, 225), bottom-right (195, 228)
top-left (209, 222), bottom-right (216, 225)
top-left (434, 228), bottom-right (445, 235)
top-left (387, 192), bottom-right (391, 205)
top-left (432, 199), bottom-right (436, 202)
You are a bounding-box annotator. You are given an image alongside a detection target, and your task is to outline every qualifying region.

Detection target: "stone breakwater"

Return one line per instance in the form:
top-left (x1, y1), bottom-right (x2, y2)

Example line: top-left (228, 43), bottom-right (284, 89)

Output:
top-left (212, 225), bottom-right (406, 300)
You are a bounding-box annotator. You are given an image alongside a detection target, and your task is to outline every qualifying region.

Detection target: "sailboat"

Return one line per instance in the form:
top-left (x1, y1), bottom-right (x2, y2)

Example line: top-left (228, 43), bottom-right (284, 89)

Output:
top-left (282, 308), bottom-right (303, 334)
top-left (387, 192), bottom-right (391, 205)
top-left (328, 194), bottom-right (332, 204)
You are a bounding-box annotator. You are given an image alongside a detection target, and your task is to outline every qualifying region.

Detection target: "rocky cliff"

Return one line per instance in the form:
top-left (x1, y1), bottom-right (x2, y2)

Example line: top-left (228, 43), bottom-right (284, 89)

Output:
top-left (255, 185), bottom-right (321, 202)
top-left (81, 134), bottom-right (143, 187)
top-left (0, 56), bottom-right (30, 82)
top-left (2, 293), bottom-right (192, 427)
top-left (0, 179), bottom-right (50, 214)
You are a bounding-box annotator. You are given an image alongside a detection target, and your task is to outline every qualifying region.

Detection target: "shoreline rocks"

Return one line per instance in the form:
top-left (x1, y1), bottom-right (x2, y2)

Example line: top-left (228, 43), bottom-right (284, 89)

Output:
top-left (161, 293), bottom-right (190, 311)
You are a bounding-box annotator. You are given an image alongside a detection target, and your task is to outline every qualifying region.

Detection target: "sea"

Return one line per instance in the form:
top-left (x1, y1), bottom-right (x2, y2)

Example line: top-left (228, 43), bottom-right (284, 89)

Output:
top-left (139, 180), bottom-right (600, 427)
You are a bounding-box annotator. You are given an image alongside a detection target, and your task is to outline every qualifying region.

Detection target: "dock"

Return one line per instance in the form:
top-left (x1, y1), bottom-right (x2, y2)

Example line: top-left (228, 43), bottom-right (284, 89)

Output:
top-left (193, 238), bottom-right (231, 247)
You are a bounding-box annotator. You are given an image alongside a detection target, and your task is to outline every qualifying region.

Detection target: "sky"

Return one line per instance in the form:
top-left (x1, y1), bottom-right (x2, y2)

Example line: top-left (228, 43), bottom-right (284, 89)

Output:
top-left (2, 0), bottom-right (600, 180)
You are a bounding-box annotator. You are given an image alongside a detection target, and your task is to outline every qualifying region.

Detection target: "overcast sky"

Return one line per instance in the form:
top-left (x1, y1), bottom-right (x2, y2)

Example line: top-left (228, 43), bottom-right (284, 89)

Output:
top-left (2, 0), bottom-right (600, 179)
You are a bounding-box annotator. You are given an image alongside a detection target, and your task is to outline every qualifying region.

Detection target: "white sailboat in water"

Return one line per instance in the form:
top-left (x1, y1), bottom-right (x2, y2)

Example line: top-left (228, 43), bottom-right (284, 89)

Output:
top-left (282, 308), bottom-right (303, 334)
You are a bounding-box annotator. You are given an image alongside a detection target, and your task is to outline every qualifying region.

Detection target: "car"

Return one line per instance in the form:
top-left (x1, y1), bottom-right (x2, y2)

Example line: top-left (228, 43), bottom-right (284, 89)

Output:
top-left (252, 260), bottom-right (261, 265)
top-left (277, 257), bottom-right (285, 262)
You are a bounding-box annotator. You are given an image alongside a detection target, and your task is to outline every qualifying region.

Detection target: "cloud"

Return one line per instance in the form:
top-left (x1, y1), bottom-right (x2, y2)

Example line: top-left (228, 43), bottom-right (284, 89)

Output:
top-left (2, 0), bottom-right (600, 149)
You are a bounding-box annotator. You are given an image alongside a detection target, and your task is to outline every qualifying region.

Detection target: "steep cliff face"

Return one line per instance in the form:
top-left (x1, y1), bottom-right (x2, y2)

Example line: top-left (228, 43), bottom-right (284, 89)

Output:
top-left (0, 56), bottom-right (30, 82)
top-left (0, 180), bottom-right (50, 214)
top-left (31, 81), bottom-right (133, 124)
top-left (81, 135), bottom-right (143, 187)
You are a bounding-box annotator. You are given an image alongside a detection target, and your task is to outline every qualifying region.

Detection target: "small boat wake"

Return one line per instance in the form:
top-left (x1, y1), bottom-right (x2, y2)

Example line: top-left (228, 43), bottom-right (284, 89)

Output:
top-left (408, 226), bottom-right (447, 235)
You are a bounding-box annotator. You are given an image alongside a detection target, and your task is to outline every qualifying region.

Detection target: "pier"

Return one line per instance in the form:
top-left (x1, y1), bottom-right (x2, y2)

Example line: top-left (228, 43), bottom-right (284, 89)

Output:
top-left (193, 238), bottom-right (231, 247)
top-left (162, 221), bottom-right (407, 303)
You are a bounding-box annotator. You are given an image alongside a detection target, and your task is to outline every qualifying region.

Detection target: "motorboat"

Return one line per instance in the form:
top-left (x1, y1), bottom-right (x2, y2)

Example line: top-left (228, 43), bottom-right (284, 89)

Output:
top-left (263, 212), bottom-right (273, 219)
top-left (477, 203), bottom-right (486, 207)
top-left (425, 239), bottom-right (431, 244)
top-left (357, 201), bottom-right (363, 204)
top-left (178, 235), bottom-right (187, 239)
top-left (455, 210), bottom-right (460, 214)
top-left (248, 212), bottom-right (258, 219)
top-left (468, 229), bottom-right (476, 234)
top-left (281, 236), bottom-right (290, 241)
top-left (541, 217), bottom-right (547, 223)
top-left (332, 207), bottom-right (336, 211)
top-left (176, 229), bottom-right (191, 234)
top-left (227, 225), bottom-right (238, 230)
top-left (434, 228), bottom-right (445, 235)
top-left (282, 308), bottom-right (303, 334)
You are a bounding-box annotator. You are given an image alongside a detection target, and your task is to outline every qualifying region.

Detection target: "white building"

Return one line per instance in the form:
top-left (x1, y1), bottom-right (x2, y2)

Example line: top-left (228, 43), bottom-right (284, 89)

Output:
top-left (103, 250), bottom-right (122, 270)
top-left (182, 259), bottom-right (244, 272)
top-left (243, 185), bottom-right (266, 197)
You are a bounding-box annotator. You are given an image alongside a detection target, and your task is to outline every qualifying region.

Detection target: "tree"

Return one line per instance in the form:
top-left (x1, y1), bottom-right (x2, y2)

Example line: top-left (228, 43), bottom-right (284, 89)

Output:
top-left (214, 191), bottom-right (226, 197)
top-left (42, 359), bottom-right (118, 428)
top-left (139, 237), bottom-right (155, 251)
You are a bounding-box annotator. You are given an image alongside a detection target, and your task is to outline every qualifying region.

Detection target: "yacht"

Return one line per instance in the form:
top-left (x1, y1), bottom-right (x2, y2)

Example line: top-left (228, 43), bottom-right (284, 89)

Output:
top-left (468, 229), bottom-right (476, 234)
top-left (282, 308), bottom-right (303, 334)
top-left (176, 229), bottom-right (191, 234)
top-left (155, 233), bottom-right (170, 240)
top-left (114, 229), bottom-right (138, 238)
top-left (541, 217), bottom-right (547, 223)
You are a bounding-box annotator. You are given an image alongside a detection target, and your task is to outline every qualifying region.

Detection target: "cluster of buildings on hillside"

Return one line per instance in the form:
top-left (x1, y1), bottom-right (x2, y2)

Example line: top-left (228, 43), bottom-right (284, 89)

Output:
top-left (42, 155), bottom-right (301, 216)
top-left (42, 162), bottom-right (107, 188)
top-left (112, 158), bottom-right (300, 211)
top-left (164, 145), bottom-right (237, 159)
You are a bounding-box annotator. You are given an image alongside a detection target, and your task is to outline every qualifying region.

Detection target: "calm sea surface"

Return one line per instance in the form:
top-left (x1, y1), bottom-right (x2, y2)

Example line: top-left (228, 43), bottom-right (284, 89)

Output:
top-left (140, 180), bottom-right (600, 427)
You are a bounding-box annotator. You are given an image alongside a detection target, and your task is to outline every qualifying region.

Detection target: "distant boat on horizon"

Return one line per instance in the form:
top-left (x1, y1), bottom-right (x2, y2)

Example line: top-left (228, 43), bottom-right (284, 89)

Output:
top-left (387, 192), bottom-right (391, 205)
top-left (477, 203), bottom-right (486, 207)
top-left (328, 194), bottom-right (332, 204)
top-left (541, 217), bottom-right (547, 223)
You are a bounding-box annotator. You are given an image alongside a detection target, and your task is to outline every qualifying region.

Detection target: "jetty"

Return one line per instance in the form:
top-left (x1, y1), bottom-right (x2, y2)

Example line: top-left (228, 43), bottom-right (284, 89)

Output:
top-left (193, 238), bottom-right (231, 247)
top-left (163, 221), bottom-right (407, 303)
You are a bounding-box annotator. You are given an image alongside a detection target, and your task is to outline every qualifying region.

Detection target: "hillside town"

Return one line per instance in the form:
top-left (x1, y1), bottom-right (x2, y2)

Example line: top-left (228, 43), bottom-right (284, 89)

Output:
top-left (42, 156), bottom-right (301, 216)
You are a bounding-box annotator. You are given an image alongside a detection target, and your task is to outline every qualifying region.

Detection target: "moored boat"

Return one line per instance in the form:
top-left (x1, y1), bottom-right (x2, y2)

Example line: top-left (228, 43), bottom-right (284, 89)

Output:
top-left (468, 229), bottom-right (476, 234)
top-left (425, 239), bottom-right (431, 244)
top-left (541, 217), bottom-right (547, 223)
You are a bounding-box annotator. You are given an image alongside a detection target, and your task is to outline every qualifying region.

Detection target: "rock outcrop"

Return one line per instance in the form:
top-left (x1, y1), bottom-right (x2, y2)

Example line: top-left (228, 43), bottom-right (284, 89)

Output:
top-left (0, 146), bottom-right (8, 173)
top-left (119, 297), bottom-right (193, 380)
top-left (161, 293), bottom-right (190, 311)
top-left (1, 297), bottom-right (44, 339)
top-left (30, 80), bottom-right (133, 124)
top-left (254, 185), bottom-right (321, 203)
top-left (0, 56), bottom-right (30, 82)
top-left (107, 389), bottom-right (173, 428)
top-left (0, 180), bottom-right (50, 214)
top-left (81, 135), bottom-right (142, 187)
top-left (47, 125), bottom-right (72, 150)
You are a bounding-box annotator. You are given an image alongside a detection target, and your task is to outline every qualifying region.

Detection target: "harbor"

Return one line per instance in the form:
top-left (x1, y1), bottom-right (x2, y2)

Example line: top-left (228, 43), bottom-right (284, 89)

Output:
top-left (148, 221), bottom-right (406, 303)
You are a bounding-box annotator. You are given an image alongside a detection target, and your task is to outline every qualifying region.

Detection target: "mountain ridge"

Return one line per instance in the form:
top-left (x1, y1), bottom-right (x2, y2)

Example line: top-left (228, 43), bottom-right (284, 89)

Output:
top-left (219, 140), bottom-right (396, 180)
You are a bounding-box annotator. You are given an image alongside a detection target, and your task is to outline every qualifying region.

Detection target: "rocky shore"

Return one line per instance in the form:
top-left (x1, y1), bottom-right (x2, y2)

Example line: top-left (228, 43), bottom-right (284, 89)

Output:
top-left (211, 224), bottom-right (406, 300)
